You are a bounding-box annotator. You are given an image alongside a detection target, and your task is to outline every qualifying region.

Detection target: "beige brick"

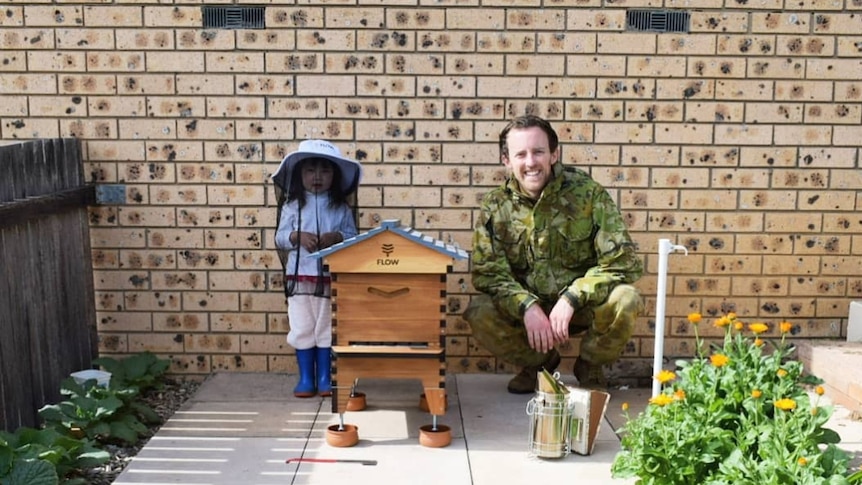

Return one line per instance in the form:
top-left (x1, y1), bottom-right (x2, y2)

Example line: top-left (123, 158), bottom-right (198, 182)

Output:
top-left (265, 52), bottom-right (322, 73)
top-left (116, 29), bottom-right (174, 50)
top-left (621, 145), bottom-right (678, 166)
top-left (705, 212), bottom-right (764, 233)
top-left (0, 51), bottom-right (27, 71)
top-left (747, 57), bottom-right (805, 79)
top-left (774, 80), bottom-right (833, 101)
top-left (773, 125), bottom-right (832, 146)
top-left (806, 103), bottom-right (862, 125)
top-left (235, 164), bottom-right (271, 185)
top-left (766, 212), bottom-right (822, 232)
top-left (83, 5), bottom-right (140, 26)
top-left (143, 6), bottom-right (201, 28)
top-left (118, 74), bottom-right (176, 94)
top-left (687, 56), bottom-right (745, 78)
top-left (837, 37), bottom-right (862, 57)
top-left (120, 250), bottom-right (177, 270)
top-left (84, 96), bottom-right (143, 117)
top-left (150, 271), bottom-right (207, 291)
top-left (27, 95), bottom-right (80, 116)
top-left (146, 142), bottom-right (203, 163)
top-left (813, 12), bottom-right (862, 32)
top-left (323, 7), bottom-right (383, 28)
top-left (383, 186), bottom-right (440, 207)
top-left (208, 271), bottom-right (266, 291)
top-left (145, 51), bottom-right (204, 72)
top-left (27, 51), bottom-right (85, 72)
top-left (240, 334), bottom-right (289, 354)
top-left (566, 100), bottom-right (621, 121)
top-left (149, 185), bottom-right (205, 205)
top-left (598, 33), bottom-right (655, 54)
top-left (506, 9), bottom-right (564, 30)
top-left (295, 119), bottom-right (354, 140)
top-left (679, 189), bottom-right (738, 210)
top-left (325, 53), bottom-right (384, 73)
top-left (388, 53), bottom-right (444, 75)
top-left (446, 99), bottom-right (505, 120)
top-left (506, 54), bottom-right (564, 76)
top-left (205, 229), bottom-right (263, 250)
top-left (776, 35), bottom-right (834, 57)
top-left (125, 291), bottom-right (181, 311)
top-left (829, 169), bottom-right (862, 189)
top-left (98, 311), bottom-right (152, 332)
top-left (23, 6), bottom-right (82, 26)
top-left (690, 11), bottom-right (748, 33)
top-left (567, 145), bottom-right (619, 167)
top-left (800, 236), bottom-right (851, 256)
top-left (203, 142), bottom-right (263, 162)
top-left (207, 97), bottom-right (267, 118)
top-left (815, 298), bottom-right (852, 318)
top-left (412, 164), bottom-right (470, 186)
top-left (62, 119), bottom-right (117, 139)
top-left (0, 73), bottom-right (57, 94)
top-left (236, 250), bottom-right (278, 270)
top-left (647, 211), bottom-right (705, 232)
top-left (92, 248), bottom-right (120, 268)
top-left (537, 32), bottom-right (595, 53)
top-left (714, 79), bottom-right (772, 100)
top-left (353, 120), bottom-right (410, 141)
top-left (789, 277), bottom-right (847, 297)
top-left (478, 32), bottom-right (534, 53)
top-left (175, 74), bottom-right (233, 95)
top-left (685, 101), bottom-right (744, 123)
top-left (768, 169), bottom-right (826, 189)
top-left (86, 52), bottom-right (144, 72)
top-left (207, 185), bottom-right (265, 206)
top-left (178, 250), bottom-right (236, 270)
top-left (183, 291), bottom-right (240, 312)
top-left (240, 292), bottom-right (286, 312)
top-left (2, 28), bottom-right (54, 50)
top-left (762, 255), bottom-right (820, 275)
top-left (357, 30), bottom-right (413, 51)
top-left (2, 117), bottom-right (58, 139)
top-left (751, 12), bottom-right (810, 34)
top-left (56, 29), bottom-right (114, 50)
top-left (567, 9), bottom-right (626, 31)
top-left (715, 124), bottom-right (773, 145)
top-left (732, 276), bottom-right (790, 296)
top-left (566, 55), bottom-right (626, 77)
top-left (237, 30), bottom-right (294, 51)
top-left (656, 79), bottom-right (713, 100)
top-left (413, 120), bottom-right (473, 141)
top-left (148, 228), bottom-right (204, 249)
top-left (738, 146), bottom-right (795, 167)
top-left (673, 276), bottom-right (731, 296)
top-left (741, 190), bottom-right (798, 210)
top-left (99, 334), bottom-right (128, 354)
top-left (267, 7), bottom-right (324, 28)
top-left (445, 8), bottom-right (503, 30)
top-left (356, 75), bottom-right (414, 96)
top-left (647, 168), bottom-right (708, 188)
top-left (657, 35), bottom-right (717, 56)
top-left (0, 6), bottom-right (23, 26)
top-left (745, 102), bottom-right (803, 124)
top-left (118, 206), bottom-right (176, 227)
top-left (211, 313), bottom-right (266, 333)
top-left (737, 234), bottom-right (794, 254)
top-left (153, 313), bottom-right (209, 333)
top-left (93, 270), bottom-right (149, 291)
top-left (178, 207), bottom-right (234, 228)
top-left (619, 188), bottom-right (675, 209)
top-left (655, 123), bottom-right (713, 145)
top-left (718, 34), bottom-right (776, 56)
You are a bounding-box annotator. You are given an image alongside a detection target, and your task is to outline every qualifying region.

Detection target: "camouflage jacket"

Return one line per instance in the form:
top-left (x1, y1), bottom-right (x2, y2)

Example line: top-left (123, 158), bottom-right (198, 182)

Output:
top-left (471, 162), bottom-right (643, 321)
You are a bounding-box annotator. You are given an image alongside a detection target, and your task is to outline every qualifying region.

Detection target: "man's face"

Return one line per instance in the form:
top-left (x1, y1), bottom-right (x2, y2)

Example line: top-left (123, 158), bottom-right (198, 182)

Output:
top-left (502, 126), bottom-right (559, 199)
top-left (300, 159), bottom-right (334, 194)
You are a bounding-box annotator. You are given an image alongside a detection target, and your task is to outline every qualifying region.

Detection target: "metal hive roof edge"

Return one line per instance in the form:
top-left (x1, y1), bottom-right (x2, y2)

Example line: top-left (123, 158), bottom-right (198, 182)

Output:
top-left (310, 218), bottom-right (469, 260)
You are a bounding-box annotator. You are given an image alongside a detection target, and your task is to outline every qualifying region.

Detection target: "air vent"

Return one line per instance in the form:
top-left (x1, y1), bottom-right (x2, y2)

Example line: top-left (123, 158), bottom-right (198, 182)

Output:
top-left (626, 9), bottom-right (690, 33)
top-left (202, 6), bottom-right (265, 29)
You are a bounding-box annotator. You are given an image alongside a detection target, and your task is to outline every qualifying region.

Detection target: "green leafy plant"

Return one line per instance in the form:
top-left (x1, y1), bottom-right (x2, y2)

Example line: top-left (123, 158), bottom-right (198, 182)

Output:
top-left (93, 351), bottom-right (169, 392)
top-left (0, 426), bottom-right (108, 485)
top-left (612, 312), bottom-right (860, 484)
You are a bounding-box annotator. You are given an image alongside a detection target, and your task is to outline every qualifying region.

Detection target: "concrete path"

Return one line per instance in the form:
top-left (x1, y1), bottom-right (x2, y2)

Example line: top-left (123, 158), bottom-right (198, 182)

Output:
top-left (113, 373), bottom-right (635, 485)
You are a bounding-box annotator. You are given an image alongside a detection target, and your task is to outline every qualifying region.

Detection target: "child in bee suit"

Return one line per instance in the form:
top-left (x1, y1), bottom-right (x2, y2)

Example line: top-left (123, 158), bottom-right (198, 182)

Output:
top-left (273, 140), bottom-right (362, 397)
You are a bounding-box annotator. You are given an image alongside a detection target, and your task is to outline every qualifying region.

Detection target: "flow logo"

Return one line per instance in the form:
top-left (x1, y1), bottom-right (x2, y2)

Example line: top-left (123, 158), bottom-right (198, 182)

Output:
top-left (378, 243), bottom-right (398, 266)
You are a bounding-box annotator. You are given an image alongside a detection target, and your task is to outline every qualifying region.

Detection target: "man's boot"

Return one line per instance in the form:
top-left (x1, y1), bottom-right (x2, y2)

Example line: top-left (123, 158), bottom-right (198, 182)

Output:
top-left (574, 357), bottom-right (608, 390)
top-left (315, 347), bottom-right (332, 397)
top-left (507, 349), bottom-right (561, 394)
top-left (293, 348), bottom-right (317, 398)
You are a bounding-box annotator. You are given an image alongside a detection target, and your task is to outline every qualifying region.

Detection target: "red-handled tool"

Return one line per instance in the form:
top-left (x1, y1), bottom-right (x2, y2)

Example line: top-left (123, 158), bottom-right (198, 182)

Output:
top-left (286, 458), bottom-right (377, 466)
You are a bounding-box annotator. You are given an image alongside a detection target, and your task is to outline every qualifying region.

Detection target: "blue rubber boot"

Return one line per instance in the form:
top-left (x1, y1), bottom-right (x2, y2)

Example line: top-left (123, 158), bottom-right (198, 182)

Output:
top-left (293, 348), bottom-right (317, 398)
top-left (316, 347), bottom-right (332, 397)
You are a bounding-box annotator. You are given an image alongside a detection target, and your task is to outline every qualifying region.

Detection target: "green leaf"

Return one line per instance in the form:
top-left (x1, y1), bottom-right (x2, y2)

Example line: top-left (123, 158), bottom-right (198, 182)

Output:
top-left (107, 422), bottom-right (139, 445)
top-left (2, 459), bottom-right (58, 485)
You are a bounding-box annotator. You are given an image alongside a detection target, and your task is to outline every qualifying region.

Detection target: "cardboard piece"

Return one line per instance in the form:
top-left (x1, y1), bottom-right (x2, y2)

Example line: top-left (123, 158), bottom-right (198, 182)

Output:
top-left (566, 386), bottom-right (610, 456)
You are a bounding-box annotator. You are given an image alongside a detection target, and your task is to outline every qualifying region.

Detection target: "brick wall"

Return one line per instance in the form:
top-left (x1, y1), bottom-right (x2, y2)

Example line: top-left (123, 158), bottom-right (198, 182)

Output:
top-left (2, 1), bottom-right (861, 383)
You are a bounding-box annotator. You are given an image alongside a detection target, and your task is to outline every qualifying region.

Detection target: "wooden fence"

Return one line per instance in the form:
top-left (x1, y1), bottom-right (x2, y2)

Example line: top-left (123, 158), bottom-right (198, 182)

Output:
top-left (0, 138), bottom-right (98, 432)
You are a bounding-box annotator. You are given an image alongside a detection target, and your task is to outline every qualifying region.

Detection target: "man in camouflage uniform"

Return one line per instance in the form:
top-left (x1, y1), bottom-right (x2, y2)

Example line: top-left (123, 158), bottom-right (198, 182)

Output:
top-left (464, 115), bottom-right (644, 394)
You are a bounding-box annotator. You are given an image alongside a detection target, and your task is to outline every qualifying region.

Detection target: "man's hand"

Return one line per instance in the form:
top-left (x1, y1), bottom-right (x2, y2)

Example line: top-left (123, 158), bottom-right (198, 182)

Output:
top-left (523, 304), bottom-right (555, 353)
top-left (549, 298), bottom-right (575, 342)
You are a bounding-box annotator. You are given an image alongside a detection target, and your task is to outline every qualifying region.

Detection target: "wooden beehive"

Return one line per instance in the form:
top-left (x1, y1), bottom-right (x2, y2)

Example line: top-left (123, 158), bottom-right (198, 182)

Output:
top-left (312, 219), bottom-right (468, 415)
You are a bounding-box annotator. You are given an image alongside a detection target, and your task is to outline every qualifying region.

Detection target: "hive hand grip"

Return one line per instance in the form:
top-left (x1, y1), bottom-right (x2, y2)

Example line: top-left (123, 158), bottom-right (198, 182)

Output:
top-left (367, 286), bottom-right (410, 298)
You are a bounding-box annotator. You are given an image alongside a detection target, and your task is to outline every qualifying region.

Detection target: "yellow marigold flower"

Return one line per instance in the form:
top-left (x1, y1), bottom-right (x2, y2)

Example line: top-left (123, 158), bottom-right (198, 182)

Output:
top-left (656, 369), bottom-right (676, 384)
top-left (727, 312), bottom-right (737, 320)
top-left (754, 338), bottom-right (764, 347)
top-left (749, 322), bottom-right (769, 334)
top-left (798, 457), bottom-right (807, 466)
top-left (774, 398), bottom-right (797, 411)
top-left (687, 312), bottom-right (702, 324)
top-left (710, 353), bottom-right (729, 367)
top-left (815, 385), bottom-right (825, 396)
top-left (622, 402), bottom-right (629, 411)
top-left (649, 394), bottom-right (674, 407)
top-left (714, 316), bottom-right (731, 328)
top-left (752, 389), bottom-right (762, 399)
top-left (780, 321), bottom-right (792, 333)
top-left (674, 389), bottom-right (686, 400)
top-left (777, 369), bottom-right (788, 378)
top-left (812, 407), bottom-right (819, 416)
top-left (734, 321), bottom-right (744, 331)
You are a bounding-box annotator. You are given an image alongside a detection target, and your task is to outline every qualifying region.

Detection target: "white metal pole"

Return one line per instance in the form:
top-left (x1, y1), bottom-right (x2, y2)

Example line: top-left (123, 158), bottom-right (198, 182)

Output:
top-left (652, 239), bottom-right (687, 397)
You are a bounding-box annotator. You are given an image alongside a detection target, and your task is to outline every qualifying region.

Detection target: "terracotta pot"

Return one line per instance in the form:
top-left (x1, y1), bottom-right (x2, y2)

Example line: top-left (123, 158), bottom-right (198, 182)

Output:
top-left (346, 392), bottom-right (367, 411)
top-left (418, 393), bottom-right (448, 413)
top-left (326, 424), bottom-right (359, 447)
top-left (418, 424), bottom-right (451, 448)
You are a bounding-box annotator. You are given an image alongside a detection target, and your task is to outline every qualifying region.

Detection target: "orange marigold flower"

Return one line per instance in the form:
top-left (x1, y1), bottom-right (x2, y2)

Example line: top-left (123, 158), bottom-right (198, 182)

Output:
top-left (749, 322), bottom-right (769, 334)
top-left (727, 312), bottom-right (737, 320)
top-left (673, 389), bottom-right (686, 400)
top-left (656, 369), bottom-right (676, 384)
top-left (734, 321), bottom-right (744, 331)
top-left (780, 321), bottom-right (792, 334)
top-left (710, 353), bottom-right (729, 367)
top-left (751, 389), bottom-right (762, 399)
top-left (649, 394), bottom-right (674, 407)
top-left (754, 338), bottom-right (764, 347)
top-left (687, 312), bottom-right (702, 324)
top-left (714, 316), bottom-right (731, 328)
top-left (622, 402), bottom-right (629, 411)
top-left (777, 369), bottom-right (788, 378)
top-left (774, 398), bottom-right (797, 411)
top-left (815, 385), bottom-right (825, 396)
top-left (798, 457), bottom-right (808, 466)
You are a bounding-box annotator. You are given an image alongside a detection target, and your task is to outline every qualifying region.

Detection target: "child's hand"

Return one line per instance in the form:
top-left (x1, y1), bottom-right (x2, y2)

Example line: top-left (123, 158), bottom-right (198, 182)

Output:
top-left (295, 232), bottom-right (319, 252)
top-left (318, 232), bottom-right (343, 249)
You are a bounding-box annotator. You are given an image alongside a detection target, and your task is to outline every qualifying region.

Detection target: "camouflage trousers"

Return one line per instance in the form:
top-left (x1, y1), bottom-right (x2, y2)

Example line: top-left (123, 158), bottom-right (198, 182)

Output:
top-left (463, 284), bottom-right (643, 368)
